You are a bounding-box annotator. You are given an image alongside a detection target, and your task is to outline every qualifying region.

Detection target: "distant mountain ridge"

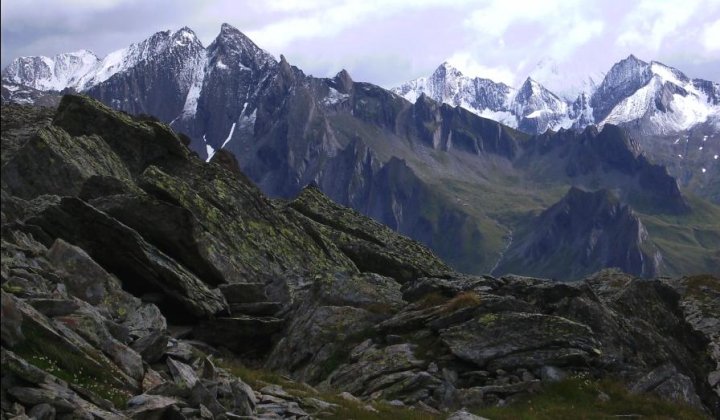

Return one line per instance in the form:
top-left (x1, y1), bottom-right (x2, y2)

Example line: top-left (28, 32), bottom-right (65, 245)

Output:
top-left (392, 56), bottom-right (720, 136)
top-left (4, 31), bottom-right (718, 137)
top-left (2, 23), bottom-right (718, 280)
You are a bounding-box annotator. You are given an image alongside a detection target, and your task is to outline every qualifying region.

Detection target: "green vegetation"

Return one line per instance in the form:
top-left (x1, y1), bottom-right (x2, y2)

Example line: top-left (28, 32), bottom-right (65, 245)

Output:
top-left (474, 377), bottom-right (708, 420)
top-left (444, 291), bottom-right (482, 312)
top-left (218, 360), bottom-right (708, 420)
top-left (640, 194), bottom-right (720, 277)
top-left (11, 321), bottom-right (132, 408)
top-left (218, 359), bottom-right (438, 419)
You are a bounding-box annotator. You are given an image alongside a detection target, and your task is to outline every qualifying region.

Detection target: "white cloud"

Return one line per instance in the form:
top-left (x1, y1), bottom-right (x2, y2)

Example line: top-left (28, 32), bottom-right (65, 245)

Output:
top-left (550, 18), bottom-right (604, 59)
top-left (464, 0), bottom-right (582, 36)
top-left (457, 0), bottom-right (606, 87)
top-left (616, 0), bottom-right (705, 51)
top-left (245, 0), bottom-right (474, 50)
top-left (702, 19), bottom-right (720, 51)
top-left (447, 52), bottom-right (516, 85)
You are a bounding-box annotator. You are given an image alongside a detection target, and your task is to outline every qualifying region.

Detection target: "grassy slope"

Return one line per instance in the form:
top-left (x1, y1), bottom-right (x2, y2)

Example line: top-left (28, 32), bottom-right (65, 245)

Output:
top-left (639, 194), bottom-right (720, 276)
top-left (219, 360), bottom-right (708, 419)
top-left (474, 377), bottom-right (708, 420)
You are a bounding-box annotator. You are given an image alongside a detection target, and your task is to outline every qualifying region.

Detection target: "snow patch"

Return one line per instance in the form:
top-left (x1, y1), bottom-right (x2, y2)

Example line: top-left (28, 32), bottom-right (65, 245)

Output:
top-left (204, 134), bottom-right (216, 162)
top-left (602, 78), bottom-right (655, 127)
top-left (650, 91), bottom-right (713, 131)
top-left (180, 54), bottom-right (207, 117)
top-left (650, 62), bottom-right (685, 87)
top-left (476, 108), bottom-right (518, 128)
top-left (220, 123), bottom-right (236, 149)
top-left (323, 87), bottom-right (350, 106)
top-left (525, 110), bottom-right (545, 119)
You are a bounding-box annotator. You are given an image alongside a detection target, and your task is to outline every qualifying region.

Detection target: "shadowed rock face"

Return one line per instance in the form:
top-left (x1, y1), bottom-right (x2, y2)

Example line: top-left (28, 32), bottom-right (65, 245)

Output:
top-left (494, 187), bottom-right (660, 280)
top-left (518, 124), bottom-right (689, 215)
top-left (1, 97), bottom-right (718, 418)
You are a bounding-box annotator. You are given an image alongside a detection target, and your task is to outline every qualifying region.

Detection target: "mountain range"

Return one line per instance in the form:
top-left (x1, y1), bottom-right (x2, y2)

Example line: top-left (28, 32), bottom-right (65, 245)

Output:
top-left (2, 23), bottom-right (718, 280)
top-left (1, 94), bottom-right (717, 418)
top-left (393, 56), bottom-right (720, 136)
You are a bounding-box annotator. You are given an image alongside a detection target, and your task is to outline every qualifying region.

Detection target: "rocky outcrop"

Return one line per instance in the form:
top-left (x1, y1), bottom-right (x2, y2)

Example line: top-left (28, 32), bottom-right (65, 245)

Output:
top-left (1, 97), bottom-right (718, 418)
top-left (289, 184), bottom-right (451, 282)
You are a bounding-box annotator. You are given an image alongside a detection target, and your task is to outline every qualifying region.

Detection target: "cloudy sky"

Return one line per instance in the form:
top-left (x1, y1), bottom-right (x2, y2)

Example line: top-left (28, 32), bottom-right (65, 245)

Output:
top-left (1, 0), bottom-right (719, 91)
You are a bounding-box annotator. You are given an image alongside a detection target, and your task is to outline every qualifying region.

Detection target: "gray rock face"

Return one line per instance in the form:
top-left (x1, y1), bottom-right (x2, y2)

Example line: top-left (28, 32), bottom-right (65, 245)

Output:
top-left (632, 364), bottom-right (706, 413)
top-left (591, 55), bottom-right (653, 122)
top-left (440, 312), bottom-right (599, 368)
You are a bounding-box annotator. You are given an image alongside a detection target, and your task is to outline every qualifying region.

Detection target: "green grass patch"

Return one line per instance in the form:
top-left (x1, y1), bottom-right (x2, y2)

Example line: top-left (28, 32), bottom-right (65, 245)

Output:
top-left (473, 377), bottom-right (708, 420)
top-left (11, 321), bottom-right (133, 408)
top-left (217, 358), bottom-right (439, 419)
top-left (218, 360), bottom-right (708, 419)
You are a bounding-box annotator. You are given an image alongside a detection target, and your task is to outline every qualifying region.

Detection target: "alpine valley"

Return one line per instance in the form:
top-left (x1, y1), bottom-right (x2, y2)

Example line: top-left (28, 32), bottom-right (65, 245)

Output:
top-left (1, 23), bottom-right (720, 420)
top-left (2, 24), bottom-right (719, 280)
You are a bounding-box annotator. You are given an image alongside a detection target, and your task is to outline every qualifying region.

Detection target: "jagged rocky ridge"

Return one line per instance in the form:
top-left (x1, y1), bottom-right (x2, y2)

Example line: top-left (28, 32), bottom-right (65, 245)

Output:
top-left (2, 24), bottom-right (718, 279)
top-left (493, 187), bottom-right (661, 279)
top-left (1, 95), bottom-right (719, 418)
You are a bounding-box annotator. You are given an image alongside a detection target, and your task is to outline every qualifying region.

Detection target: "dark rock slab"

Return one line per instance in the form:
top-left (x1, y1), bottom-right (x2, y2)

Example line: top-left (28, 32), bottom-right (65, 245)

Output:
top-left (440, 312), bottom-right (600, 368)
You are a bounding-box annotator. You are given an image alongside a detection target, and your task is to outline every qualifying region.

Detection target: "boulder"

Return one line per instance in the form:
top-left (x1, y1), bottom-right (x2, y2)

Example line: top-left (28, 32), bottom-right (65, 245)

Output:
top-left (1, 290), bottom-right (24, 346)
top-left (447, 409), bottom-right (490, 420)
top-left (167, 358), bottom-right (199, 389)
top-left (632, 364), bottom-right (705, 413)
top-left (218, 283), bottom-right (267, 304)
top-left (27, 403), bottom-right (55, 420)
top-left (440, 312), bottom-right (599, 369)
top-left (46, 239), bottom-right (134, 314)
top-left (192, 316), bottom-right (284, 354)
top-left (125, 394), bottom-right (183, 419)
top-left (1, 124), bottom-right (131, 200)
top-left (131, 332), bottom-right (169, 363)
top-left (25, 196), bottom-right (228, 319)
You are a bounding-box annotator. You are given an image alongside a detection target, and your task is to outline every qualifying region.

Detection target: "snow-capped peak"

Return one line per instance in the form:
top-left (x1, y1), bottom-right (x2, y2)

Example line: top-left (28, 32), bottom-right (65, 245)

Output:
top-left (391, 61), bottom-right (516, 126)
top-left (171, 27), bottom-right (200, 47)
top-left (393, 54), bottom-right (719, 135)
top-left (208, 23), bottom-right (277, 70)
top-left (1, 49), bottom-right (100, 91)
top-left (598, 59), bottom-right (719, 134)
top-left (2, 27), bottom-right (207, 93)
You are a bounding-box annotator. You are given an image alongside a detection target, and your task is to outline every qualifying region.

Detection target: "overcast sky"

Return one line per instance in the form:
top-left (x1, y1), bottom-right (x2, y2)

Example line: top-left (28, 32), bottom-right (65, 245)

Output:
top-left (1, 0), bottom-right (719, 90)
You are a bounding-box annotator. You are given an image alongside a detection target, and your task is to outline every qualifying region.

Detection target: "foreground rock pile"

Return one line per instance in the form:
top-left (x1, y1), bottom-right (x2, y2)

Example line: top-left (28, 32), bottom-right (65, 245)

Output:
top-left (1, 96), bottom-right (718, 418)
